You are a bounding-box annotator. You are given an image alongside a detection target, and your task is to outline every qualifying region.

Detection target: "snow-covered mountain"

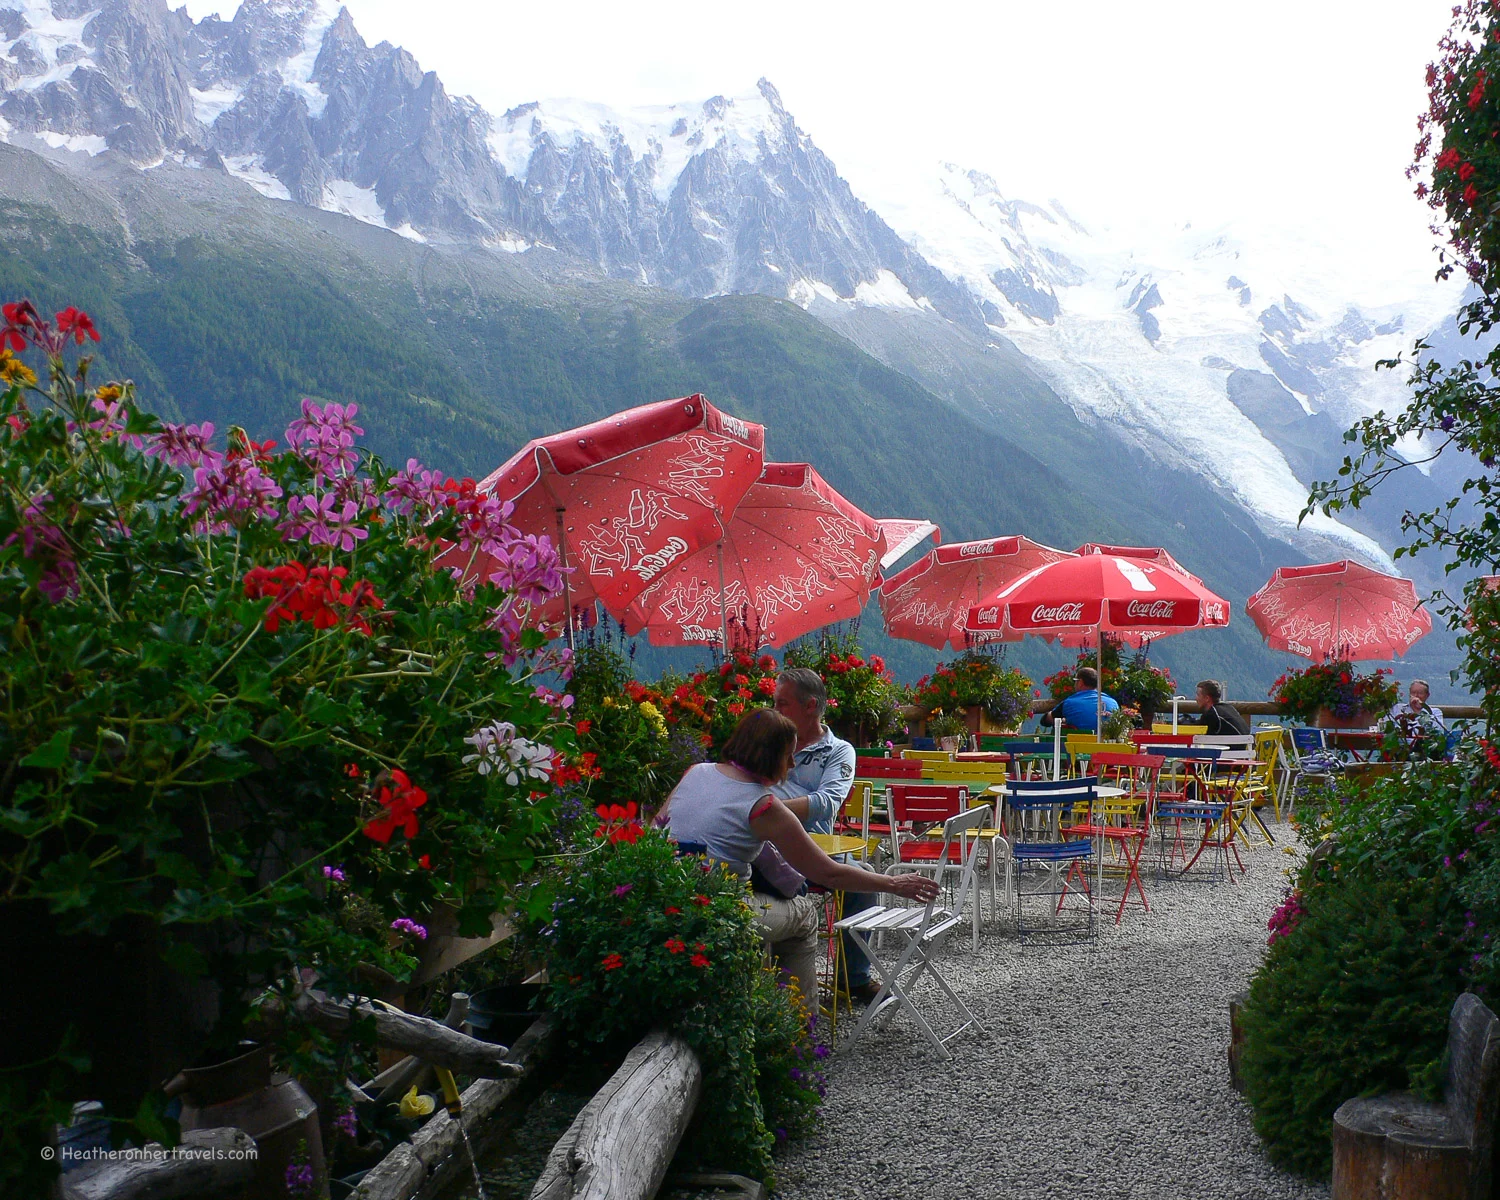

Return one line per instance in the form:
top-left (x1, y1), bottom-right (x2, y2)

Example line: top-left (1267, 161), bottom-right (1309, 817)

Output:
top-left (0, 0), bottom-right (1459, 571)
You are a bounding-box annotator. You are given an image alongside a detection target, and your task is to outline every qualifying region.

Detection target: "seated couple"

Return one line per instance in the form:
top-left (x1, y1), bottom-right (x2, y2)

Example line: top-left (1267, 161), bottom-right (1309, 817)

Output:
top-left (660, 669), bottom-right (938, 1013)
top-left (1041, 669), bottom-right (1249, 736)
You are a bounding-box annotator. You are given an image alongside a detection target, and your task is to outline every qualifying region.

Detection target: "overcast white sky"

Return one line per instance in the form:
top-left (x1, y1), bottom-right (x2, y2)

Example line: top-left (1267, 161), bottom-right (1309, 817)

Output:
top-left (185, 0), bottom-right (1457, 298)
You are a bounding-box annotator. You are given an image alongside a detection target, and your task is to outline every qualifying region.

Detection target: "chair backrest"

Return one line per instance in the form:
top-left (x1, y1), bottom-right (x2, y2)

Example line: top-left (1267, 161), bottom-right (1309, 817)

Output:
top-left (1444, 992), bottom-right (1500, 1161)
top-left (1069, 740), bottom-right (1135, 759)
top-left (1154, 722), bottom-right (1207, 735)
top-left (1003, 740), bottom-right (1052, 755)
top-left (910, 736), bottom-right (937, 751)
top-left (856, 757), bottom-right (923, 779)
top-left (841, 780), bottom-right (873, 824)
top-left (1141, 744), bottom-right (1224, 761)
top-left (1194, 734), bottom-right (1255, 752)
top-left (1135, 731), bottom-right (1193, 746)
top-left (1004, 776), bottom-right (1100, 810)
top-left (977, 733), bottom-right (1014, 751)
top-left (932, 803), bottom-right (994, 918)
top-left (1290, 727), bottom-right (1327, 755)
top-left (1253, 728), bottom-right (1284, 763)
top-left (888, 784), bottom-right (967, 825)
top-left (903, 749), bottom-right (954, 762)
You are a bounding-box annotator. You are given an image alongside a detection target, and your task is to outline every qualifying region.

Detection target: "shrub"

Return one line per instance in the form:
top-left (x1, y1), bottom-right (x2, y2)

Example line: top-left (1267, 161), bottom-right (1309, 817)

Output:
top-left (535, 829), bottom-right (823, 1181)
top-left (1239, 874), bottom-right (1469, 1179)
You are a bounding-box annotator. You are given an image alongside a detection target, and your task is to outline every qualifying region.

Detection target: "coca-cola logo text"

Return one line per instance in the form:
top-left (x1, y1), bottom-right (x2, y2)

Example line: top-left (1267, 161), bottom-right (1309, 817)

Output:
top-left (1125, 599), bottom-right (1177, 619)
top-left (959, 541), bottom-right (995, 557)
top-left (973, 606), bottom-right (1000, 624)
top-left (1030, 602), bottom-right (1084, 623)
top-left (632, 537), bottom-right (689, 581)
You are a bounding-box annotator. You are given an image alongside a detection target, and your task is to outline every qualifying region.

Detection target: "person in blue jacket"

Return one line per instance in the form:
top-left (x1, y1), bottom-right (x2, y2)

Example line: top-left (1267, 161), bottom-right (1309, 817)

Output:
top-left (1040, 666), bottom-right (1119, 733)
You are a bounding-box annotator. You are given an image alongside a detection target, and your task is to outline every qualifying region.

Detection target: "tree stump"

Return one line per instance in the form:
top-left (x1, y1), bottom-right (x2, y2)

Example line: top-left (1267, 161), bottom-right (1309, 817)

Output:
top-left (1332, 992), bottom-right (1500, 1200)
top-left (61, 1128), bottom-right (258, 1200)
top-left (529, 1031), bottom-right (702, 1200)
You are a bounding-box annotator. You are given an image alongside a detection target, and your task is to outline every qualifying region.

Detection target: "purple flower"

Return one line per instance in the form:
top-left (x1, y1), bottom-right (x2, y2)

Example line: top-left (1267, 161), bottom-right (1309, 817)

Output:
top-left (4, 495), bottom-right (80, 602)
top-left (391, 918), bottom-right (428, 940)
top-left (323, 865), bottom-right (345, 882)
top-left (182, 458), bottom-right (282, 531)
top-left (813, 1044), bottom-right (830, 1059)
top-left (613, 884), bottom-right (633, 897)
top-left (1440, 414), bottom-right (1456, 431)
top-left (284, 492), bottom-right (368, 551)
top-left (284, 1161), bottom-right (315, 1197)
top-left (483, 532), bottom-right (565, 605)
top-left (285, 398), bottom-right (363, 478)
top-left (335, 1107), bottom-right (358, 1138)
top-left (147, 421), bottom-right (221, 469)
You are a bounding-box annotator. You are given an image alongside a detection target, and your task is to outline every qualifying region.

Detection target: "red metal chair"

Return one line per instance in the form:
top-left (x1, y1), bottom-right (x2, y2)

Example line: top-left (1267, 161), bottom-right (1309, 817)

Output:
top-left (1061, 752), bottom-right (1164, 923)
top-left (855, 757), bottom-right (923, 779)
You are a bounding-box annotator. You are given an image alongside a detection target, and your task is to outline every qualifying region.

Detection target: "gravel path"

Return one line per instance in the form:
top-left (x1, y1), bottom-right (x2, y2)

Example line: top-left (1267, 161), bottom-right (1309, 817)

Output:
top-left (774, 825), bottom-right (1328, 1200)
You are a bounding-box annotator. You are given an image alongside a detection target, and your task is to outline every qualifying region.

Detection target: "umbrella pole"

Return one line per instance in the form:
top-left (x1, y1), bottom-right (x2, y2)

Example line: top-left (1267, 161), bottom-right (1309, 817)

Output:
top-left (716, 541), bottom-right (729, 657)
top-left (1096, 627), bottom-right (1104, 904)
top-left (555, 507), bottom-right (574, 653)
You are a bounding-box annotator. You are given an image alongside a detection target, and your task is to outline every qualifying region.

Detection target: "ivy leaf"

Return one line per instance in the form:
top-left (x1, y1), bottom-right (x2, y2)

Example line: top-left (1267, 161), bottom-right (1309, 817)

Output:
top-left (133, 1092), bottom-right (180, 1149)
top-left (21, 729), bottom-right (73, 769)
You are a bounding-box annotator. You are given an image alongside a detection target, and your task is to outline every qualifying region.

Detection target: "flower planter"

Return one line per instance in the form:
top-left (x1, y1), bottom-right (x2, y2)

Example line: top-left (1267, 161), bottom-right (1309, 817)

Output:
top-left (1314, 706), bottom-right (1376, 730)
top-left (961, 705), bottom-right (1019, 735)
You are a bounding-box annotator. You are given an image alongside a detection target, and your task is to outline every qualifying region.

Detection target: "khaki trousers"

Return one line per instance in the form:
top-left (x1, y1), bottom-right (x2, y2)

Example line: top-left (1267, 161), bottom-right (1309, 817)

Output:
top-left (750, 891), bottom-right (821, 1016)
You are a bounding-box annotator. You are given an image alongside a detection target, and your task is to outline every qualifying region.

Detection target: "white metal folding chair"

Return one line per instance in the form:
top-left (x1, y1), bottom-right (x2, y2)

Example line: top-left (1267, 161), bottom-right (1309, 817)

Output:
top-left (887, 802), bottom-right (996, 952)
top-left (836, 806), bottom-right (991, 1060)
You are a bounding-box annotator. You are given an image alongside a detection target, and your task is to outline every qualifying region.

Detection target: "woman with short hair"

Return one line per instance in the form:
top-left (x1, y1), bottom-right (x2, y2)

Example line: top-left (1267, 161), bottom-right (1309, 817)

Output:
top-left (666, 708), bottom-right (939, 1009)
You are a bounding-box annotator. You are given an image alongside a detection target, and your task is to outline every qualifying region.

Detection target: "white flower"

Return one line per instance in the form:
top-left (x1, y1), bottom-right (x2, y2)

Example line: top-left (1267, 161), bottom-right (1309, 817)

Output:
top-left (463, 720), bottom-right (554, 786)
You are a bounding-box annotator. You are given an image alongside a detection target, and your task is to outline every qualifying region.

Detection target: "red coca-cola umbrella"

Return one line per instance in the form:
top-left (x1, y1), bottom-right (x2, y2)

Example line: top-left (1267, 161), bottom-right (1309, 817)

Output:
top-left (622, 462), bottom-right (884, 649)
top-left (875, 518), bottom-right (941, 569)
top-left (877, 536), bottom-right (1075, 650)
top-left (1246, 559), bottom-right (1431, 662)
top-left (436, 395), bottom-right (764, 641)
top-left (1061, 543), bottom-right (1226, 647)
top-left (966, 553), bottom-right (1231, 733)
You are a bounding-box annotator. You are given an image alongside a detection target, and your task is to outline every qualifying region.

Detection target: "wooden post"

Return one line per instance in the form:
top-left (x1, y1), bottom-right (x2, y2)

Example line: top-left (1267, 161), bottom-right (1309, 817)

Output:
top-left (61, 1128), bottom-right (258, 1200)
top-left (529, 1031), bottom-right (702, 1200)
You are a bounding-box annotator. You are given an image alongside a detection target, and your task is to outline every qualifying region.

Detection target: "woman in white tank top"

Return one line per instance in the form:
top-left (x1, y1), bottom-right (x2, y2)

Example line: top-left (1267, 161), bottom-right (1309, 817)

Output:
top-left (665, 709), bottom-right (939, 1011)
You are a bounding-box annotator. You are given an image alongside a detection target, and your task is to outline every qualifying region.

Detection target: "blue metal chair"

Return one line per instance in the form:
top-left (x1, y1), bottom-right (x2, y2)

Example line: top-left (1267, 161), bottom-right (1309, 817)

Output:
top-left (1003, 777), bottom-right (1098, 944)
top-left (1146, 746), bottom-right (1235, 882)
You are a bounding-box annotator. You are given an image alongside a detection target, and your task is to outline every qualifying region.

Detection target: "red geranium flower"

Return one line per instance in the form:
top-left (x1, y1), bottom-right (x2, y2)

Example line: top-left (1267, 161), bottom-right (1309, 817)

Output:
top-left (664, 938), bottom-right (686, 954)
top-left (692, 894), bottom-right (711, 906)
top-left (757, 677), bottom-right (776, 695)
top-left (1437, 147), bottom-right (1462, 171)
top-left (362, 769), bottom-right (428, 843)
top-left (690, 953), bottom-right (710, 968)
top-left (664, 906), bottom-right (682, 916)
top-left (575, 718), bottom-right (592, 735)
top-left (1465, 182), bottom-right (1481, 206)
top-left (55, 307), bottom-right (100, 344)
top-left (1460, 161), bottom-right (1477, 181)
top-left (601, 952), bottom-right (624, 971)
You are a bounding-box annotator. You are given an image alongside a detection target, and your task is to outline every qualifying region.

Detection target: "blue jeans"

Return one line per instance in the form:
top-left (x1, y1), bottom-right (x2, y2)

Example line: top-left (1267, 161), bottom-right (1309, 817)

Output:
top-left (840, 891), bottom-right (878, 987)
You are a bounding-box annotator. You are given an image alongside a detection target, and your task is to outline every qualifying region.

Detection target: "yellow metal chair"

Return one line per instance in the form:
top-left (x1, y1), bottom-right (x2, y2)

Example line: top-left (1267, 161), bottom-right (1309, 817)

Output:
top-left (1066, 739), bottom-right (1134, 776)
top-left (1154, 722), bottom-right (1207, 735)
top-left (902, 749), bottom-right (955, 763)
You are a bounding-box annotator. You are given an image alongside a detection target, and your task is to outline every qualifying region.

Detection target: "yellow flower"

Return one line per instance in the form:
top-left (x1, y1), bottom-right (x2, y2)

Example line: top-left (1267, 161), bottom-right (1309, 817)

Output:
top-left (94, 384), bottom-right (122, 403)
top-left (638, 701), bottom-right (668, 737)
top-left (0, 350), bottom-right (37, 387)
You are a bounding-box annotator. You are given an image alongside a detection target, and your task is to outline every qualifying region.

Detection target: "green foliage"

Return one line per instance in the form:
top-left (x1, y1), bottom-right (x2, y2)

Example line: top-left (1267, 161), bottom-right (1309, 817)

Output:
top-left (1239, 874), bottom-right (1470, 1179)
top-left (913, 648), bottom-right (1034, 728)
top-left (1241, 751), bottom-right (1500, 1179)
top-left (536, 832), bottom-right (823, 1180)
top-left (0, 307), bottom-right (572, 1185)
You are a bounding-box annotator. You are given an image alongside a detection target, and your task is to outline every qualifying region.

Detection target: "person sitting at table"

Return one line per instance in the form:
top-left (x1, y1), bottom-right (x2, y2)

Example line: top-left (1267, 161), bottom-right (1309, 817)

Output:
top-left (666, 708), bottom-right (940, 1013)
top-left (1040, 666), bottom-right (1119, 733)
top-left (768, 668), bottom-right (883, 1003)
top-left (1388, 678), bottom-right (1446, 734)
top-left (1195, 679), bottom-right (1249, 736)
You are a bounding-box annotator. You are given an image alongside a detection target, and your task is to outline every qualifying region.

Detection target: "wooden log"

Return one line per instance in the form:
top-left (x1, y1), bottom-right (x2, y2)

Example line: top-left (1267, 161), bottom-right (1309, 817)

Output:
top-left (666, 1173), bottom-right (766, 1200)
top-left (529, 1030), bottom-right (702, 1200)
top-left (372, 993), bottom-right (472, 1106)
top-left (1227, 991), bottom-right (1249, 1093)
top-left (353, 1016), bottom-right (557, 1200)
top-left (1332, 1094), bottom-right (1470, 1200)
top-left (293, 989), bottom-right (521, 1078)
top-left (61, 1128), bottom-right (258, 1200)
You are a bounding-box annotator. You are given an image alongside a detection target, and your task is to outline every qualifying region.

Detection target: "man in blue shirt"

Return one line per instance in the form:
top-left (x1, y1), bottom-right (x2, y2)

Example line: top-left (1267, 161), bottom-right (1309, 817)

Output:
top-left (1040, 666), bottom-right (1119, 733)
top-left (771, 667), bottom-right (880, 1000)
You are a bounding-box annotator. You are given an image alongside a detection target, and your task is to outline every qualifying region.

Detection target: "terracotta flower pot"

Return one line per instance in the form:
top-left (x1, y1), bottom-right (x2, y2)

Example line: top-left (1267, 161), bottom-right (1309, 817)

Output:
top-left (1314, 706), bottom-right (1376, 729)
